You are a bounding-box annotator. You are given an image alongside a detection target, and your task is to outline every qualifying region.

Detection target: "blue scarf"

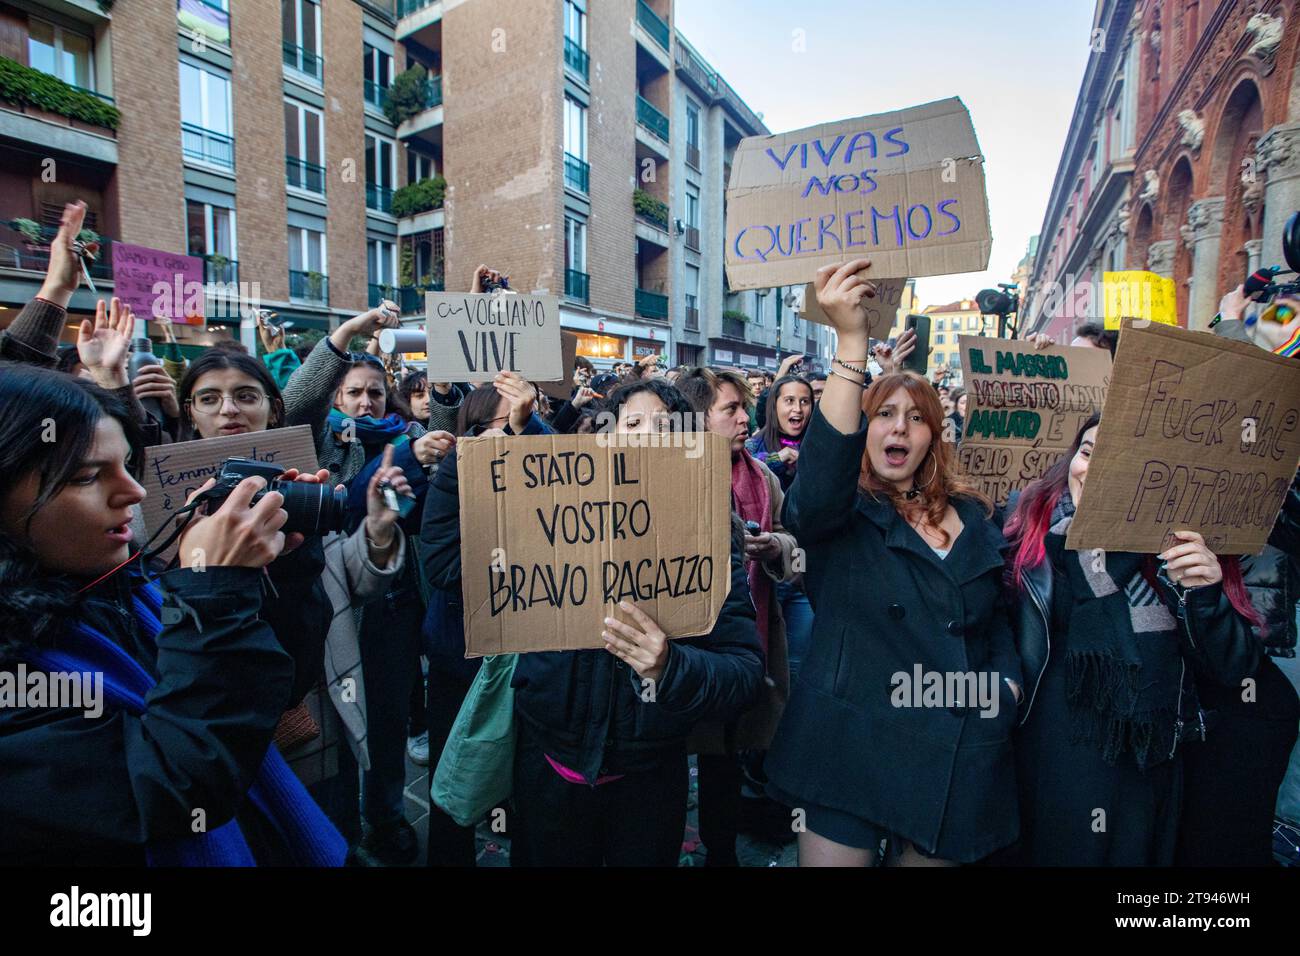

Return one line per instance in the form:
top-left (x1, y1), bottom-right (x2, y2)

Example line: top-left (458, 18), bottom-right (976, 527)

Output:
top-left (23, 582), bottom-right (347, 867)
top-left (327, 409), bottom-right (409, 448)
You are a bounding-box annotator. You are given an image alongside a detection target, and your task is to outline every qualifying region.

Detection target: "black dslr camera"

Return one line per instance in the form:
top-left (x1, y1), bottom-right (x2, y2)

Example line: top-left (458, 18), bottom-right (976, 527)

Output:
top-left (1245, 211), bottom-right (1300, 303)
top-left (204, 458), bottom-right (348, 536)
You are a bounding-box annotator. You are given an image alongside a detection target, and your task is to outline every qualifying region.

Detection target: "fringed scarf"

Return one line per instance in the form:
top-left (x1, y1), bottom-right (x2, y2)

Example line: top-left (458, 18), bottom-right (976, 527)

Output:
top-left (1046, 492), bottom-right (1182, 770)
top-left (731, 448), bottom-right (772, 656)
top-left (22, 581), bottom-right (347, 867)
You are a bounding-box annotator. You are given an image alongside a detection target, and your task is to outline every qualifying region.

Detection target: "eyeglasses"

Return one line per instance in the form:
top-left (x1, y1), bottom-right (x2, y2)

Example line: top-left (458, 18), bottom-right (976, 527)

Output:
top-left (188, 388), bottom-right (268, 413)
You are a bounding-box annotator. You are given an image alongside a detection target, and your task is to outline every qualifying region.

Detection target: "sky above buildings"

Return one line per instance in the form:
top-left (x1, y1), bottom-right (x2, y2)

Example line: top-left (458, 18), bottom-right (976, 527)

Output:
top-left (676, 0), bottom-right (1097, 309)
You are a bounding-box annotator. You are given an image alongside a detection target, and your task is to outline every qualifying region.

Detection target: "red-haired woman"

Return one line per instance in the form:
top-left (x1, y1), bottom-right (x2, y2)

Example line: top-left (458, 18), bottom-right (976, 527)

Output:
top-left (763, 259), bottom-right (1023, 866)
top-left (1003, 414), bottom-right (1262, 865)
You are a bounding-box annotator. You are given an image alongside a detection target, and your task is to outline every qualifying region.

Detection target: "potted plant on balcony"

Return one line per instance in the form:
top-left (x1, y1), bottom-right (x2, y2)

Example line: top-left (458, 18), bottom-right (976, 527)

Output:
top-left (384, 64), bottom-right (431, 127)
top-left (633, 189), bottom-right (669, 229)
top-left (723, 308), bottom-right (750, 324)
top-left (305, 270), bottom-right (325, 300)
top-left (206, 252), bottom-right (230, 281)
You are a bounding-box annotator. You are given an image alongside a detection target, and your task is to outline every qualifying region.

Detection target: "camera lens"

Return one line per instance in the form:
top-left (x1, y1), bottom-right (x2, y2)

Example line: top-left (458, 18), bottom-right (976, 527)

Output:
top-left (261, 480), bottom-right (349, 536)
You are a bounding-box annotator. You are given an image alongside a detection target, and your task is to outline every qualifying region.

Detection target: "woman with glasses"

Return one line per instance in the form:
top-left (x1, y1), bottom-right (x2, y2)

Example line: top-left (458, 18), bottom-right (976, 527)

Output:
top-left (177, 326), bottom-right (416, 863)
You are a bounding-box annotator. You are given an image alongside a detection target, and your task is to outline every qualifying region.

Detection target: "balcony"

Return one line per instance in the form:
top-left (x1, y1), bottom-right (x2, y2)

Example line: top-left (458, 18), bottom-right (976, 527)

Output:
top-left (636, 1), bottom-right (670, 51)
top-left (364, 79), bottom-right (389, 112)
top-left (565, 268), bottom-right (589, 304)
top-left (366, 181), bottom-right (394, 214)
top-left (686, 143), bottom-right (701, 170)
top-left (369, 283), bottom-right (443, 314)
top-left (684, 225), bottom-right (700, 251)
top-left (394, 73), bottom-right (444, 143)
top-left (564, 37), bottom-right (589, 81)
top-left (181, 123), bottom-right (234, 170)
top-left (396, 0), bottom-right (443, 46)
top-left (564, 152), bottom-right (589, 194)
top-left (0, 222), bottom-right (114, 282)
top-left (282, 42), bottom-right (323, 82)
top-left (286, 156), bottom-right (326, 195)
top-left (289, 269), bottom-right (329, 305)
top-left (722, 314), bottom-right (746, 340)
top-left (397, 0), bottom-right (437, 16)
top-left (0, 61), bottom-right (120, 162)
top-left (636, 288), bottom-right (668, 321)
top-left (636, 95), bottom-right (669, 143)
top-left (202, 256), bottom-right (239, 286)
top-left (685, 295), bottom-right (700, 331)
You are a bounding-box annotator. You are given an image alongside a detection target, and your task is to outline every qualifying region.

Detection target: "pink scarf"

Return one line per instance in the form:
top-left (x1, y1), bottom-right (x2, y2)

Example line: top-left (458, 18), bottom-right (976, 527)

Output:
top-left (731, 447), bottom-right (773, 657)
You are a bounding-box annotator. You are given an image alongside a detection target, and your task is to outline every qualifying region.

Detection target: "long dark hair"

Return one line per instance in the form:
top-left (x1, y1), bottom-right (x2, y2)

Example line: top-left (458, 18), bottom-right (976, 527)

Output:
top-left (758, 375), bottom-right (812, 450)
top-left (0, 363), bottom-right (145, 649)
top-left (1003, 412), bottom-right (1261, 631)
top-left (457, 384), bottom-right (503, 437)
top-left (178, 350), bottom-right (286, 437)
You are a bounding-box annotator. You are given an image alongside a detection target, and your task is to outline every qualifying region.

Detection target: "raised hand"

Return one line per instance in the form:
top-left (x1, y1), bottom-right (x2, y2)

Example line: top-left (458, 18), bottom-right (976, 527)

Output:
top-left (132, 364), bottom-right (180, 419)
top-left (177, 476), bottom-right (287, 569)
top-left (1159, 530), bottom-right (1223, 589)
top-left (812, 258), bottom-right (877, 343)
top-left (38, 200), bottom-right (97, 308)
top-left (78, 297), bottom-right (134, 388)
top-left (330, 303), bottom-right (399, 352)
top-left (365, 445), bottom-right (413, 553)
top-left (413, 429), bottom-right (456, 465)
top-left (471, 264), bottom-right (509, 294)
top-left (494, 370), bottom-right (536, 434)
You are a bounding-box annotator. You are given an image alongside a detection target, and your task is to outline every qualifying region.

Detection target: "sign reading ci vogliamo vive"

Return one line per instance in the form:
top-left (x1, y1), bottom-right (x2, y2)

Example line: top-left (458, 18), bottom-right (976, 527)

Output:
top-left (724, 97), bottom-right (991, 291)
top-left (957, 336), bottom-right (1111, 506)
top-left (424, 292), bottom-right (563, 383)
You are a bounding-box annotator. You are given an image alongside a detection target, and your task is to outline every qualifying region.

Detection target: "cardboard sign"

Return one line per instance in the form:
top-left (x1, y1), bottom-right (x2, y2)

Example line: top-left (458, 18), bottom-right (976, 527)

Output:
top-left (1103, 271), bottom-right (1177, 331)
top-left (801, 276), bottom-right (907, 340)
top-left (724, 97), bottom-right (991, 292)
top-left (424, 292), bottom-right (562, 383)
top-left (139, 426), bottom-right (319, 560)
top-left (110, 242), bottom-right (206, 325)
top-left (539, 331), bottom-right (580, 402)
top-left (1066, 323), bottom-right (1300, 555)
top-left (457, 433), bottom-right (733, 656)
top-left (957, 336), bottom-right (1111, 506)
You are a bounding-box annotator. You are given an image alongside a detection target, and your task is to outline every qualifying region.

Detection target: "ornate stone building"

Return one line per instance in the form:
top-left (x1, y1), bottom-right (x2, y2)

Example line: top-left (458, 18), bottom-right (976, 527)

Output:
top-left (1027, 0), bottom-right (1300, 334)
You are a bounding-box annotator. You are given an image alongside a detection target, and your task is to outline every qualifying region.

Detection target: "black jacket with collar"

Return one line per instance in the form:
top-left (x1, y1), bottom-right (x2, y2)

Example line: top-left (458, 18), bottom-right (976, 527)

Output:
top-left (763, 409), bottom-right (1022, 863)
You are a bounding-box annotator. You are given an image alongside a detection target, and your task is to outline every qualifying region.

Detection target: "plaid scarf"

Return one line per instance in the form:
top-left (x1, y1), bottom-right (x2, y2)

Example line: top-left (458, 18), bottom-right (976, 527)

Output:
top-left (1046, 492), bottom-right (1182, 770)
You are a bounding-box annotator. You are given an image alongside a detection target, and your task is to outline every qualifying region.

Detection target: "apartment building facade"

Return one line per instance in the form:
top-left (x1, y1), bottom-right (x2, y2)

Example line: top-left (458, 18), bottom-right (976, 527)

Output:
top-left (0, 0), bottom-right (829, 368)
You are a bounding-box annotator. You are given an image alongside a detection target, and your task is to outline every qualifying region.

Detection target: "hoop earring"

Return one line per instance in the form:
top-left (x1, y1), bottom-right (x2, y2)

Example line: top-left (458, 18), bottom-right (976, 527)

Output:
top-left (913, 451), bottom-right (939, 491)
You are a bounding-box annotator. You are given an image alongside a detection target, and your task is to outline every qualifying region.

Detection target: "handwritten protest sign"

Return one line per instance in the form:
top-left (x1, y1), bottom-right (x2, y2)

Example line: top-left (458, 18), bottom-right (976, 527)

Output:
top-left (957, 336), bottom-right (1111, 506)
top-left (1067, 322), bottom-right (1300, 555)
top-left (1102, 271), bottom-right (1177, 331)
top-left (801, 276), bottom-right (907, 341)
top-left (110, 242), bottom-right (206, 325)
top-left (457, 433), bottom-right (732, 656)
top-left (424, 292), bottom-right (562, 383)
top-left (539, 331), bottom-right (581, 402)
top-left (139, 426), bottom-right (319, 561)
top-left (724, 97), bottom-right (991, 292)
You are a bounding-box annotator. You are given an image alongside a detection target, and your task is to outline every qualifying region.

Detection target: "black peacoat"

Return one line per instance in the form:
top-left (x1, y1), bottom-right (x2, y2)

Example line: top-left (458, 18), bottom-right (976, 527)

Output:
top-left (764, 410), bottom-right (1022, 862)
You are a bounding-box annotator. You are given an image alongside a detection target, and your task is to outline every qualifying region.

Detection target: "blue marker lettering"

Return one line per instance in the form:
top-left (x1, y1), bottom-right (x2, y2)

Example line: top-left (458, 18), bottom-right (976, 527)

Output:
top-left (734, 225), bottom-right (777, 262)
top-left (844, 209), bottom-right (867, 247)
top-left (765, 143), bottom-right (799, 171)
top-left (883, 127), bottom-right (909, 157)
top-left (906, 203), bottom-right (933, 240)
top-left (812, 134), bottom-right (846, 167)
top-left (802, 175), bottom-right (837, 198)
top-left (871, 205), bottom-right (904, 248)
top-left (937, 198), bottom-right (962, 236)
top-left (816, 214), bottom-right (842, 252)
top-left (843, 131), bottom-right (878, 164)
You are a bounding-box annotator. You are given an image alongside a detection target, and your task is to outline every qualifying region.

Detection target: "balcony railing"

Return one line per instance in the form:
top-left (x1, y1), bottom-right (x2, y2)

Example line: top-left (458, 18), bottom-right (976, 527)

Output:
top-left (369, 283), bottom-right (443, 314)
top-left (286, 156), bottom-right (326, 195)
top-left (413, 74), bottom-right (442, 111)
top-left (289, 269), bottom-right (329, 304)
top-left (564, 153), bottom-right (589, 194)
top-left (636, 95), bottom-right (669, 141)
top-left (366, 181), bottom-right (394, 214)
top-left (0, 223), bottom-right (113, 280)
top-left (564, 37), bottom-right (589, 80)
top-left (363, 79), bottom-right (389, 111)
top-left (635, 288), bottom-right (668, 321)
top-left (636, 0), bottom-right (670, 51)
top-left (397, 0), bottom-right (436, 16)
top-left (282, 42), bottom-right (323, 81)
top-left (685, 225), bottom-right (700, 251)
top-left (686, 143), bottom-right (701, 170)
top-left (181, 123), bottom-right (234, 170)
top-left (565, 268), bottom-right (589, 304)
top-left (203, 256), bottom-right (239, 285)
top-left (722, 315), bottom-right (746, 339)
top-left (685, 294), bottom-right (699, 331)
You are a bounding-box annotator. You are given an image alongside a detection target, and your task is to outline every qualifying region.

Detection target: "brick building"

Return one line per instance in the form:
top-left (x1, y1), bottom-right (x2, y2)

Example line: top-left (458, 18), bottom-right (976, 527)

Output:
top-left (0, 0), bottom-right (829, 367)
top-left (1025, 0), bottom-right (1300, 336)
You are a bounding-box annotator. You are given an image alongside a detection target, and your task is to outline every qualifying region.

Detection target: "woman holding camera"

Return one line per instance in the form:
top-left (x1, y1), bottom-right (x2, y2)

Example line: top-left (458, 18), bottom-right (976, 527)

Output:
top-left (0, 363), bottom-right (343, 865)
top-left (178, 341), bottom-right (415, 857)
top-left (763, 259), bottom-right (1023, 866)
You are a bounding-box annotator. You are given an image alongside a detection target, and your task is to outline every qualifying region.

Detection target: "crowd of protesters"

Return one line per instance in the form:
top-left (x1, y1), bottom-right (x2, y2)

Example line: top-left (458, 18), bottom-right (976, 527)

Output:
top-left (1, 202), bottom-right (1299, 868)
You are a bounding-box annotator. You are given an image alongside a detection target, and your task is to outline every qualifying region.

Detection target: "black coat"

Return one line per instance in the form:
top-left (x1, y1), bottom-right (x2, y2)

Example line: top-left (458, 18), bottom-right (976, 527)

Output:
top-left (764, 410), bottom-right (1022, 862)
top-left (1241, 472), bottom-right (1300, 657)
top-left (421, 434), bottom-right (764, 783)
top-left (0, 566), bottom-right (294, 865)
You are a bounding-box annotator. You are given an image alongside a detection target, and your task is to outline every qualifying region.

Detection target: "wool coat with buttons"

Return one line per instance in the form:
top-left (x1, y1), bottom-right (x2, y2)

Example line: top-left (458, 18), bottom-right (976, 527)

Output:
top-left (764, 410), bottom-right (1023, 862)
